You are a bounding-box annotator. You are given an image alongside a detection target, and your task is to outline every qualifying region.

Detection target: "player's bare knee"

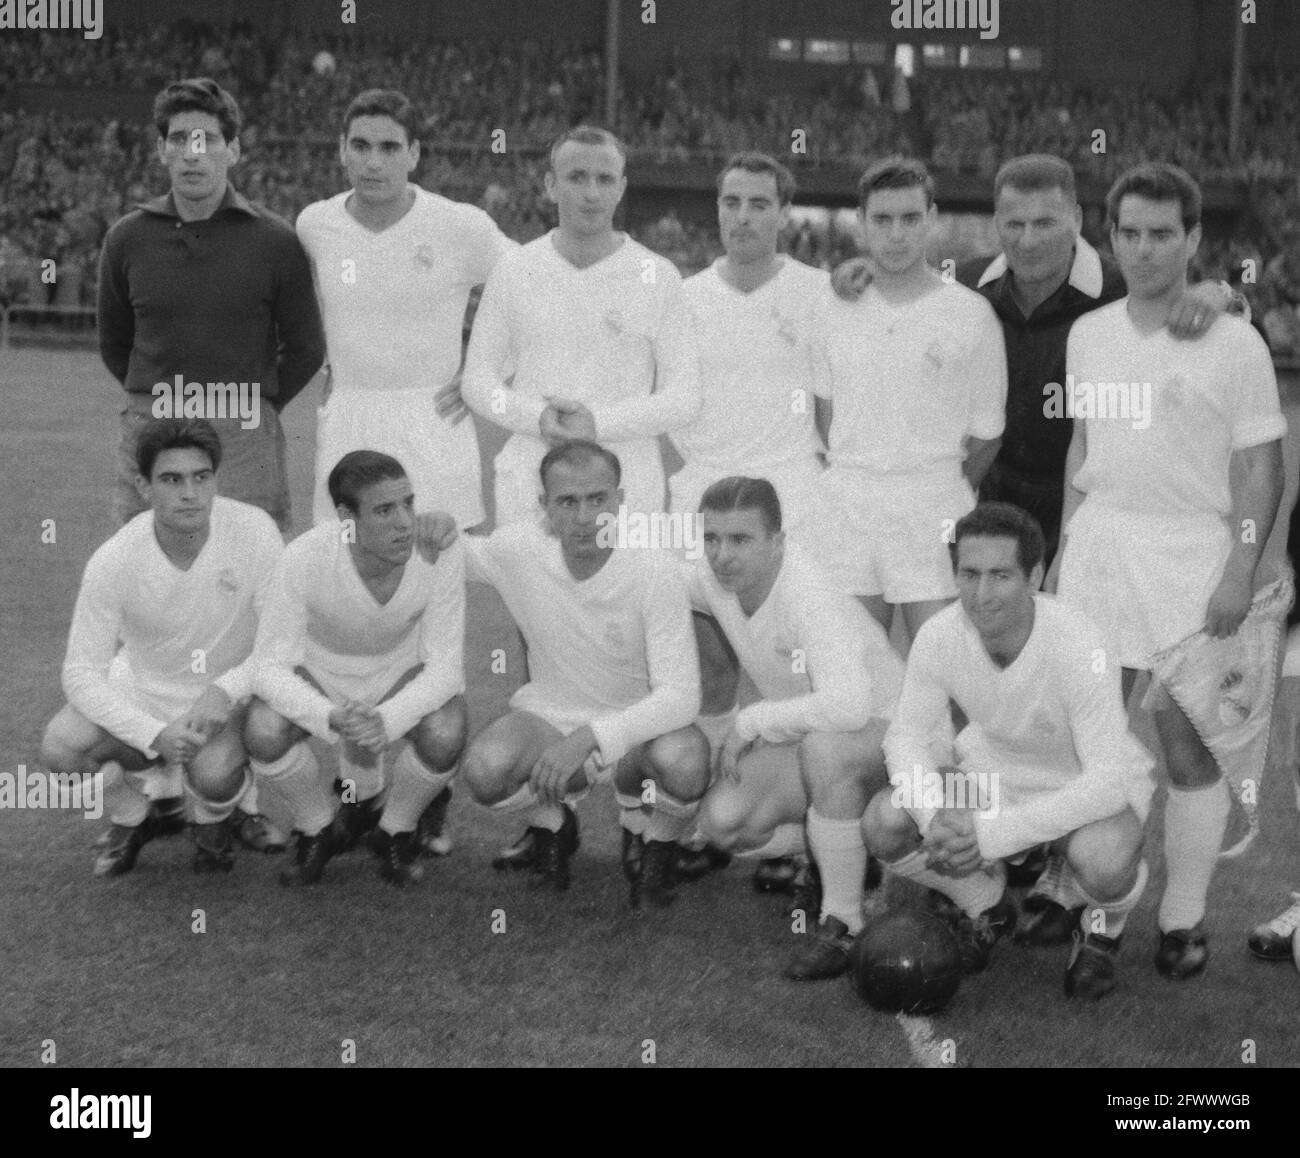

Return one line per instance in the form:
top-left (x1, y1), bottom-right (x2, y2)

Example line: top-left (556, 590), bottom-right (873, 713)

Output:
top-left (1066, 811), bottom-right (1143, 896)
top-left (862, 788), bottom-right (917, 858)
top-left (644, 726), bottom-right (710, 802)
top-left (410, 695), bottom-right (468, 771)
top-left (243, 700), bottom-right (297, 763)
top-left (699, 786), bottom-right (747, 848)
top-left (461, 735), bottom-right (519, 804)
top-left (187, 751), bottom-right (247, 805)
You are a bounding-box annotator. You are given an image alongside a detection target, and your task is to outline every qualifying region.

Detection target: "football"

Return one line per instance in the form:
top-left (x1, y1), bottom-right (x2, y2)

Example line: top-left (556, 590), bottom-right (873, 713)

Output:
top-left (850, 910), bottom-right (964, 1015)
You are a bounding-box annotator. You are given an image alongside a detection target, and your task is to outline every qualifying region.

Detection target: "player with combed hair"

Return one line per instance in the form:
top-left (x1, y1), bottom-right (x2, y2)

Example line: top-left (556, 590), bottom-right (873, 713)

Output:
top-left (422, 440), bottom-right (709, 909)
top-left (865, 503), bottom-right (1155, 1000)
top-left (462, 125), bottom-right (701, 524)
top-left (298, 89), bottom-right (513, 531)
top-left (687, 477), bottom-right (903, 981)
top-left (1051, 163), bottom-right (1288, 980)
top-left (243, 450), bottom-right (468, 888)
top-left (805, 157), bottom-right (1007, 647)
top-left (40, 419), bottom-right (284, 876)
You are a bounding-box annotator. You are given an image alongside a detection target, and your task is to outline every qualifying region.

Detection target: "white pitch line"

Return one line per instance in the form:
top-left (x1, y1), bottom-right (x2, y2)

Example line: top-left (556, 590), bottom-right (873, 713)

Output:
top-left (896, 1013), bottom-right (952, 1068)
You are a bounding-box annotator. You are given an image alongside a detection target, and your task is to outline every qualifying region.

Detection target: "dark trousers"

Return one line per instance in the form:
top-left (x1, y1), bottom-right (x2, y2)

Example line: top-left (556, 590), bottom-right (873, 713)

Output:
top-left (978, 461), bottom-right (1065, 573)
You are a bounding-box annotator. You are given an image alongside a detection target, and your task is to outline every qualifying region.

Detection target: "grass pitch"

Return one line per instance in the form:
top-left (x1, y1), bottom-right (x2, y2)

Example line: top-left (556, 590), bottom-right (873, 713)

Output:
top-left (2, 348), bottom-right (1299, 1068)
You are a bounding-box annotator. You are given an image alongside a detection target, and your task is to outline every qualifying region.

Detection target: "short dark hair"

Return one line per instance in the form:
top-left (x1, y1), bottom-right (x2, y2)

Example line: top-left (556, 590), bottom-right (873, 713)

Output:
top-left (1105, 162), bottom-right (1202, 234)
top-left (539, 439), bottom-right (622, 492)
top-left (993, 153), bottom-right (1077, 203)
top-left (857, 155), bottom-right (934, 210)
top-left (951, 502), bottom-right (1045, 578)
top-left (548, 125), bottom-right (626, 172)
top-left (135, 418), bottom-right (222, 479)
top-left (342, 89), bottom-right (419, 144)
top-left (153, 77), bottom-right (241, 142)
top-left (699, 476), bottom-right (783, 535)
top-left (328, 450), bottom-right (408, 513)
top-left (717, 151), bottom-right (796, 207)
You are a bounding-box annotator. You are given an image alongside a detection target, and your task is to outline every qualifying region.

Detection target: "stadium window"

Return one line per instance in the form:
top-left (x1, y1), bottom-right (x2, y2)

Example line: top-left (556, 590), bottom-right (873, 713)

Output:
top-left (922, 43), bottom-right (957, 69)
top-left (1007, 46), bottom-right (1043, 71)
top-left (852, 40), bottom-right (887, 65)
top-left (894, 43), bottom-right (915, 77)
top-left (769, 37), bottom-right (801, 61)
top-left (804, 38), bottom-right (850, 64)
top-left (960, 44), bottom-right (1006, 69)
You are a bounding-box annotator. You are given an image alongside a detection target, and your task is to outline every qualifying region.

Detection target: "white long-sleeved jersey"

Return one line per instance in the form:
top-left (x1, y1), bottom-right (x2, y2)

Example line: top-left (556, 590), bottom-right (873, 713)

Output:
top-left (251, 522), bottom-right (465, 743)
top-left (61, 498), bottom-right (283, 757)
top-left (464, 522), bottom-right (700, 763)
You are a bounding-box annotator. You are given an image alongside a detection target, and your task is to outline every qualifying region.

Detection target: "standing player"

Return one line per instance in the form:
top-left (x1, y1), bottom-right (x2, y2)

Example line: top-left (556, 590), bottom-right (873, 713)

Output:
top-left (865, 504), bottom-right (1155, 1000)
top-left (462, 126), bottom-right (700, 525)
top-left (243, 451), bottom-right (468, 888)
top-left (833, 153), bottom-right (1240, 571)
top-left (39, 420), bottom-right (284, 876)
top-left (297, 89), bottom-right (514, 530)
top-left (688, 478), bottom-right (903, 980)
top-left (446, 440), bottom-right (708, 909)
top-left (1054, 163), bottom-right (1287, 979)
top-left (806, 157), bottom-right (1007, 644)
top-left (670, 153), bottom-right (827, 534)
top-left (98, 77), bottom-right (324, 533)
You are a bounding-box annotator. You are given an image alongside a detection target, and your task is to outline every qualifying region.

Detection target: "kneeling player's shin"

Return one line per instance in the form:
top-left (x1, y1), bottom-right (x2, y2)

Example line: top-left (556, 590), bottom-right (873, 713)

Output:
top-left (807, 808), bottom-right (868, 933)
top-left (100, 760), bottom-right (151, 828)
top-left (884, 848), bottom-right (1004, 918)
top-left (1077, 860), bottom-right (1149, 940)
top-left (380, 744), bottom-right (455, 835)
top-left (252, 744), bottom-right (332, 836)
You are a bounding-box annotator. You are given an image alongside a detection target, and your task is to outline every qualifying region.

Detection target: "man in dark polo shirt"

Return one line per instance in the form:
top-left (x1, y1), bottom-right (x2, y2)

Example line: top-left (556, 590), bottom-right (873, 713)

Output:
top-left (98, 77), bottom-right (324, 533)
top-left (833, 153), bottom-right (1245, 570)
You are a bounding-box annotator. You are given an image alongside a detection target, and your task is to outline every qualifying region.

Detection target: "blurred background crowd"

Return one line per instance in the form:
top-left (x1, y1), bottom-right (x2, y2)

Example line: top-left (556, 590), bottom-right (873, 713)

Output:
top-left (2, 21), bottom-right (1299, 352)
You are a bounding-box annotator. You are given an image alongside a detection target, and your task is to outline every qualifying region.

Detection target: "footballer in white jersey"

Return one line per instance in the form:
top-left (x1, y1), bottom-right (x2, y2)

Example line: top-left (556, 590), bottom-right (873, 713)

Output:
top-left (462, 126), bottom-right (700, 527)
top-left (865, 503), bottom-right (1153, 1001)
top-left (298, 90), bottom-right (514, 530)
top-left (439, 439), bottom-right (709, 910)
top-left (1054, 165), bottom-right (1287, 981)
top-left (670, 154), bottom-right (827, 536)
top-left (683, 477), bottom-right (903, 982)
top-left (806, 157), bottom-right (1006, 649)
top-left (39, 419), bottom-right (285, 877)
top-left (244, 450), bottom-right (468, 889)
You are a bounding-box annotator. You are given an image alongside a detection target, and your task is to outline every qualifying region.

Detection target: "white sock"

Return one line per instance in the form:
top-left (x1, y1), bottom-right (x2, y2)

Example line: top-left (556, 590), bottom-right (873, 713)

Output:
top-left (380, 746), bottom-right (454, 836)
top-left (101, 761), bottom-right (150, 828)
top-left (615, 790), bottom-right (648, 836)
top-left (734, 821), bottom-right (806, 861)
top-left (1077, 860), bottom-right (1149, 940)
top-left (487, 783), bottom-right (564, 832)
top-left (1159, 778), bottom-right (1230, 932)
top-left (240, 778), bottom-right (261, 815)
top-left (886, 848), bottom-right (1004, 917)
top-left (251, 744), bottom-right (332, 836)
top-left (645, 790), bottom-right (699, 844)
top-left (807, 808), bottom-right (868, 934)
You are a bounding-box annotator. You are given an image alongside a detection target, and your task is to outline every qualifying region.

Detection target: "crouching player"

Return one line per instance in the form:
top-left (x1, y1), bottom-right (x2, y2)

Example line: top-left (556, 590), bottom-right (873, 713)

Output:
top-left (40, 419), bottom-right (284, 876)
top-left (449, 440), bottom-right (708, 909)
top-left (244, 451), bottom-right (467, 888)
top-left (863, 504), bottom-right (1155, 1000)
top-left (690, 478), bottom-right (903, 980)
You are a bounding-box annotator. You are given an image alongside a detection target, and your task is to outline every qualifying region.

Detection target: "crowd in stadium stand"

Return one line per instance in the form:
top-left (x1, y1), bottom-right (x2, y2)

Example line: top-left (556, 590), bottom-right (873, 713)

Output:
top-left (1, 23), bottom-right (1298, 347)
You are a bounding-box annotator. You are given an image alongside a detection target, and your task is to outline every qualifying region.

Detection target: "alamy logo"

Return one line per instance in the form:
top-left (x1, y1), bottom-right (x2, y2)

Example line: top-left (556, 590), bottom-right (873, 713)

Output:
top-left (890, 764), bottom-right (1000, 818)
top-left (1042, 375), bottom-right (1152, 430)
top-left (152, 375), bottom-right (262, 430)
top-left (0, 0), bottom-right (103, 39)
top-left (891, 0), bottom-right (999, 40)
top-left (596, 507), bottom-right (704, 560)
top-left (50, 1089), bottom-right (151, 1138)
top-left (1, 765), bottom-right (102, 819)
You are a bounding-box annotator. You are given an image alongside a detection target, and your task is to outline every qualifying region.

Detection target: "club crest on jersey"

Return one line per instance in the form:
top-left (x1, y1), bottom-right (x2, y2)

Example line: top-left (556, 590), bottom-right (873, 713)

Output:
top-left (602, 308), bottom-right (625, 335)
top-left (413, 245), bottom-right (436, 269)
top-left (216, 568), bottom-right (239, 594)
top-left (603, 621), bottom-right (626, 649)
top-left (770, 307), bottom-right (798, 346)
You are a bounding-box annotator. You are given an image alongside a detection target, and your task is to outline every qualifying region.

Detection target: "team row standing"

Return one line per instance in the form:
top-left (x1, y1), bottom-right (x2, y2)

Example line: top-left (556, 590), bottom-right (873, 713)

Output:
top-left (68, 77), bottom-right (1298, 999)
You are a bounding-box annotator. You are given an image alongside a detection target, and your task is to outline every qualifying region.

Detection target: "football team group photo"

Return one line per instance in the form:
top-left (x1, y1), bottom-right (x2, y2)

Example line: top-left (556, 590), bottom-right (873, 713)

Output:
top-left (3, 0), bottom-right (1300, 1079)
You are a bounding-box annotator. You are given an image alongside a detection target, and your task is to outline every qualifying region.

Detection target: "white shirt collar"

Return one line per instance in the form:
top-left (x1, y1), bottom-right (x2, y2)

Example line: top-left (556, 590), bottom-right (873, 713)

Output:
top-left (976, 234), bottom-right (1105, 299)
